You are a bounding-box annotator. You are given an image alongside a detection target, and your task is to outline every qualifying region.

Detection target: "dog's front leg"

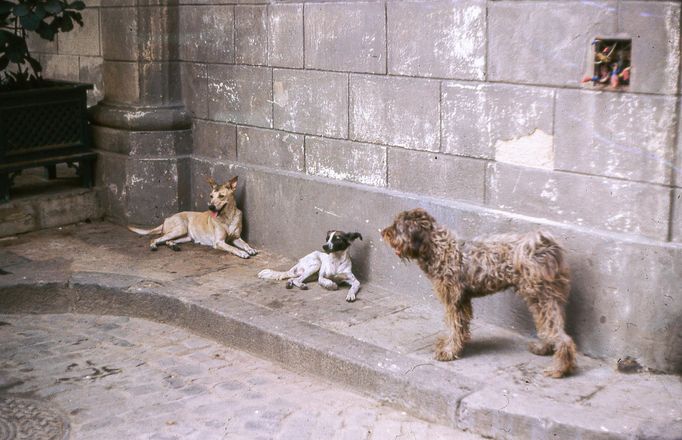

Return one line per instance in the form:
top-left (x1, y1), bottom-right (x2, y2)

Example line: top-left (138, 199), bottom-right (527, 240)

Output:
top-left (214, 241), bottom-right (250, 259)
top-left (344, 274), bottom-right (361, 302)
top-left (232, 238), bottom-right (258, 256)
top-left (435, 283), bottom-right (472, 361)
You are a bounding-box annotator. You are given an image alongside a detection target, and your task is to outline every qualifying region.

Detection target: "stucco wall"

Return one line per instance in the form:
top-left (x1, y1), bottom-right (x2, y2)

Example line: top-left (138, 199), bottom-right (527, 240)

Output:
top-left (47, 0), bottom-right (682, 373)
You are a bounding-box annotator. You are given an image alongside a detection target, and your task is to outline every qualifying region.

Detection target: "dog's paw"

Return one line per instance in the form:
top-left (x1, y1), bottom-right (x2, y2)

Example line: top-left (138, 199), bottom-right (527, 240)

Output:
top-left (543, 367), bottom-right (568, 379)
top-left (149, 245), bottom-right (158, 252)
top-left (236, 251), bottom-right (250, 259)
top-left (170, 244), bottom-right (181, 252)
top-left (435, 349), bottom-right (458, 362)
top-left (345, 293), bottom-right (356, 302)
top-left (323, 282), bottom-right (338, 291)
top-left (285, 280), bottom-right (294, 289)
top-left (299, 284), bottom-right (309, 290)
top-left (246, 248), bottom-right (258, 256)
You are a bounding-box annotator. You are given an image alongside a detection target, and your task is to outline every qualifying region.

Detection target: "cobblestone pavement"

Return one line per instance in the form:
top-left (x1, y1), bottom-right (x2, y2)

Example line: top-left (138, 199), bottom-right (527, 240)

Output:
top-left (0, 313), bottom-right (481, 440)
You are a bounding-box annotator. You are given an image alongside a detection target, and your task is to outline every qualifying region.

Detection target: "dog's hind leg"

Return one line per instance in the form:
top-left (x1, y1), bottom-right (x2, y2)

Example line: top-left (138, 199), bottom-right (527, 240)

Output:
top-left (150, 228), bottom-right (187, 251)
top-left (287, 264), bottom-right (320, 290)
top-left (166, 236), bottom-right (192, 251)
top-left (528, 297), bottom-right (577, 378)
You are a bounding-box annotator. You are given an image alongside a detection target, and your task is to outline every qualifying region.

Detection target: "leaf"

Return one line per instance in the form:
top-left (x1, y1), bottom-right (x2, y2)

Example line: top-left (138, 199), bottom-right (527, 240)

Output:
top-left (34, 4), bottom-right (46, 19)
top-left (70, 10), bottom-right (82, 26)
top-left (26, 54), bottom-right (41, 74)
top-left (69, 1), bottom-right (85, 10)
top-left (36, 25), bottom-right (55, 41)
top-left (59, 13), bottom-right (72, 32)
top-left (0, 1), bottom-right (13, 15)
top-left (20, 12), bottom-right (41, 31)
top-left (12, 3), bottom-right (29, 17)
top-left (0, 55), bottom-right (9, 71)
top-left (44, 0), bottom-right (62, 14)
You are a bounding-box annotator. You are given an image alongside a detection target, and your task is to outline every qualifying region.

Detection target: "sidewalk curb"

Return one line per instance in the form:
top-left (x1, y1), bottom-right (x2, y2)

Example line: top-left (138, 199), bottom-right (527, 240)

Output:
top-left (0, 273), bottom-right (678, 440)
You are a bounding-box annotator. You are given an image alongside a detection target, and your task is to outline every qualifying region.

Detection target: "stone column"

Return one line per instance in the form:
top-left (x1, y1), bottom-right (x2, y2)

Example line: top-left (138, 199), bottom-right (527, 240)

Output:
top-left (91, 1), bottom-right (191, 225)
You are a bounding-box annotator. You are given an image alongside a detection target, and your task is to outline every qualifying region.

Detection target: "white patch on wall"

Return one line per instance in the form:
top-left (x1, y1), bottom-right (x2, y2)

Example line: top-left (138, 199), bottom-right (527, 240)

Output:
top-left (494, 129), bottom-right (554, 170)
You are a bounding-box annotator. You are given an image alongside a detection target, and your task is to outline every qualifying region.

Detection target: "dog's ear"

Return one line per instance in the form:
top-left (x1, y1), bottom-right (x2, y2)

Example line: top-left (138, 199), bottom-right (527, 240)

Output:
top-left (408, 225), bottom-right (429, 258)
top-left (227, 176), bottom-right (238, 191)
top-left (346, 232), bottom-right (362, 242)
top-left (206, 176), bottom-right (217, 189)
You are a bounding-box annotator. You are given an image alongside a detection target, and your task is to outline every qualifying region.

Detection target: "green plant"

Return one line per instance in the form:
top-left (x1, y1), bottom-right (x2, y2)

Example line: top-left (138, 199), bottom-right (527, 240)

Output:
top-left (0, 0), bottom-right (85, 90)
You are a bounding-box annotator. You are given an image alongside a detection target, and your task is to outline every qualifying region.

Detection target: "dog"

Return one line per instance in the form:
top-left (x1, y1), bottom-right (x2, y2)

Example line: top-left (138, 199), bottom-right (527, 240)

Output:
top-left (381, 208), bottom-right (576, 378)
top-left (258, 230), bottom-right (362, 302)
top-left (128, 176), bottom-right (257, 259)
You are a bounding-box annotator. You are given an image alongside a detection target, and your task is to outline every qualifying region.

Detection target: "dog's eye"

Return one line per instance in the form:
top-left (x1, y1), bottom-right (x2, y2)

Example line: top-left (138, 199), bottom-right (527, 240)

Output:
top-left (219, 194), bottom-right (225, 199)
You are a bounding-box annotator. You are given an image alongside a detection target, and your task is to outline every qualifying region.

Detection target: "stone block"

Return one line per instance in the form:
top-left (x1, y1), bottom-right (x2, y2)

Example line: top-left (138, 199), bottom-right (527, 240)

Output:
top-left (58, 8), bottom-right (101, 56)
top-left (95, 151), bottom-right (127, 223)
top-left (387, 0), bottom-right (485, 80)
top-left (442, 82), bottom-right (554, 164)
top-left (350, 75), bottom-right (439, 151)
top-left (273, 69), bottom-right (347, 138)
top-left (179, 5), bottom-right (234, 63)
top-left (0, 201), bottom-right (38, 237)
top-left (79, 56), bottom-right (104, 106)
top-left (236, 127), bottom-right (304, 172)
top-left (489, 1), bottom-right (617, 86)
top-left (268, 3), bottom-right (303, 68)
top-left (40, 54), bottom-right (79, 81)
top-left (136, 61), bottom-right (183, 106)
top-left (619, 1), bottom-right (680, 95)
top-left (235, 5), bottom-right (267, 65)
top-left (26, 31), bottom-right (57, 54)
top-left (125, 158), bottom-right (180, 225)
top-left (92, 126), bottom-right (191, 157)
top-left (102, 62), bottom-right (140, 104)
top-left (487, 163), bottom-right (671, 240)
top-left (208, 65), bottom-right (272, 127)
top-left (100, 7), bottom-right (138, 61)
top-left (555, 90), bottom-right (676, 185)
top-left (180, 62), bottom-right (209, 119)
top-left (193, 120), bottom-right (237, 161)
top-left (305, 2), bottom-right (385, 74)
top-left (388, 149), bottom-right (486, 203)
top-left (305, 137), bottom-right (386, 187)
top-left (673, 190), bottom-right (682, 243)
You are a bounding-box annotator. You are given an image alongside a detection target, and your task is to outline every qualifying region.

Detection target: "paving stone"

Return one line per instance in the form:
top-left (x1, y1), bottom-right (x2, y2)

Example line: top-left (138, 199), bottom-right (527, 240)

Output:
top-left (487, 162), bottom-right (671, 240)
top-left (268, 3), bottom-right (303, 68)
top-left (208, 65), bottom-right (273, 127)
top-left (0, 313), bottom-right (475, 440)
top-left (388, 0), bottom-right (485, 79)
top-left (235, 5), bottom-right (268, 66)
top-left (555, 89), bottom-right (677, 185)
top-left (350, 75), bottom-right (440, 151)
top-left (179, 5), bottom-right (234, 63)
top-left (442, 82), bottom-right (554, 163)
top-left (237, 126), bottom-right (305, 172)
top-left (273, 69), bottom-right (348, 138)
top-left (388, 148), bottom-right (486, 203)
top-left (305, 2), bottom-right (385, 74)
top-left (619, 1), bottom-right (680, 95)
top-left (489, 1), bottom-right (617, 86)
top-left (305, 137), bottom-right (387, 187)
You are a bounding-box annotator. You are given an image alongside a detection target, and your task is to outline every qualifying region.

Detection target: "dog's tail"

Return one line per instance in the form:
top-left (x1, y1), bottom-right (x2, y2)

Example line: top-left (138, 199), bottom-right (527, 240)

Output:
top-left (128, 224), bottom-right (164, 236)
top-left (258, 269), bottom-right (294, 280)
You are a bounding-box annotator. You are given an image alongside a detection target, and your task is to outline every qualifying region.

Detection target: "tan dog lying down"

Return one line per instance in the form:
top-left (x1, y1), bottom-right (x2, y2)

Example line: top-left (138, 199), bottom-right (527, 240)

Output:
top-left (128, 176), bottom-right (257, 259)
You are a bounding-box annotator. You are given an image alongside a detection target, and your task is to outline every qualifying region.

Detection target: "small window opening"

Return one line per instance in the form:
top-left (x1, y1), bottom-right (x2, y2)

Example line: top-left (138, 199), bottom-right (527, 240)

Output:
top-left (582, 38), bottom-right (631, 89)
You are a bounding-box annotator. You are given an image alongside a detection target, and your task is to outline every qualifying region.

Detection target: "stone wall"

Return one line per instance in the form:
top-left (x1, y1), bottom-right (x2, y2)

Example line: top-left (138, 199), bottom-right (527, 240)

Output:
top-left (44, 0), bottom-right (682, 373)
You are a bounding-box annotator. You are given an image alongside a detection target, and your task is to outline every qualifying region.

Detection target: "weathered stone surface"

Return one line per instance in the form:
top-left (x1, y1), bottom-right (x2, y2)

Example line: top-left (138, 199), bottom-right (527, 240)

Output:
top-left (487, 163), bottom-right (671, 240)
top-left (102, 61), bottom-right (140, 104)
top-left (100, 7), bottom-right (138, 61)
top-left (93, 126), bottom-right (191, 157)
top-left (442, 82), bottom-right (554, 164)
top-left (179, 5), bottom-right (234, 63)
top-left (673, 190), bottom-right (682, 242)
top-left (619, 1), bottom-right (680, 95)
top-left (237, 126), bottom-right (304, 172)
top-left (39, 54), bottom-right (79, 81)
top-left (350, 75), bottom-right (440, 151)
top-left (193, 120), bottom-right (237, 160)
top-left (235, 5), bottom-right (267, 66)
top-left (305, 2), bottom-right (385, 74)
top-left (180, 62), bottom-right (208, 119)
top-left (273, 69), bottom-right (347, 138)
top-left (489, 1), bottom-right (617, 86)
top-left (387, 0), bottom-right (485, 80)
top-left (79, 56), bottom-right (104, 106)
top-left (26, 30), bottom-right (57, 54)
top-left (555, 90), bottom-right (676, 185)
top-left (208, 65), bottom-right (272, 127)
top-left (268, 3), bottom-right (303, 68)
top-left (125, 158), bottom-right (181, 225)
top-left (305, 137), bottom-right (387, 187)
top-left (58, 8), bottom-right (101, 56)
top-left (388, 149), bottom-right (486, 203)
top-left (95, 151), bottom-right (127, 222)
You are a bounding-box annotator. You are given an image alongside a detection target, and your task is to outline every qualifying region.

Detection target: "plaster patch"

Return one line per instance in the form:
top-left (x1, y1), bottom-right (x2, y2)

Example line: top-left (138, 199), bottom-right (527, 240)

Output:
top-left (495, 129), bottom-right (554, 170)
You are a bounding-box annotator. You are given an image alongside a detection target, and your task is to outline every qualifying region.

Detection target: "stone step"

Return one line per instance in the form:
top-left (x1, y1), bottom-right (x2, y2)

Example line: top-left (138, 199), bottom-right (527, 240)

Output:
top-left (0, 222), bottom-right (680, 440)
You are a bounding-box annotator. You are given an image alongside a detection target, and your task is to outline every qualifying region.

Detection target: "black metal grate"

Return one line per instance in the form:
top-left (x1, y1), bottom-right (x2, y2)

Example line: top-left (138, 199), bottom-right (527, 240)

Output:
top-left (4, 101), bottom-right (82, 154)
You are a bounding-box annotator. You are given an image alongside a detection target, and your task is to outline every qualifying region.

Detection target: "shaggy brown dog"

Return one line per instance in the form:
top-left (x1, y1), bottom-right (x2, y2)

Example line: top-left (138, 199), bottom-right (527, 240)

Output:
top-left (381, 208), bottom-right (577, 378)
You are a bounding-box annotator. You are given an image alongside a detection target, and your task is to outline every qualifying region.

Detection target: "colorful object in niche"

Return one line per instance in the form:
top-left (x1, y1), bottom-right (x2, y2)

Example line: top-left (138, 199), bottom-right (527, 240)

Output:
top-left (581, 38), bottom-right (631, 89)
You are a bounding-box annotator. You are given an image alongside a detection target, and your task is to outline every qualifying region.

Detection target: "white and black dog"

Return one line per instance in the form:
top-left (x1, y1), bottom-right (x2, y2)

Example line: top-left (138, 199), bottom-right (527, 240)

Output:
top-left (258, 230), bottom-right (362, 302)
